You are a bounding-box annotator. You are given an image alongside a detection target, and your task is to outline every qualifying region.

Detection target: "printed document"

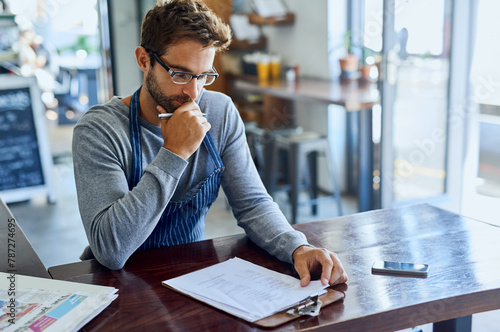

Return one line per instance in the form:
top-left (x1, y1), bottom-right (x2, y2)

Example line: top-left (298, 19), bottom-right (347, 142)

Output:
top-left (162, 257), bottom-right (327, 322)
top-left (0, 273), bottom-right (117, 332)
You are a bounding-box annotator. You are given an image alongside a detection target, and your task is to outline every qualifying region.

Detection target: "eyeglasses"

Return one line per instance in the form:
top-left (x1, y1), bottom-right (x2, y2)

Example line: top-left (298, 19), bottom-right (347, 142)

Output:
top-left (150, 52), bottom-right (218, 86)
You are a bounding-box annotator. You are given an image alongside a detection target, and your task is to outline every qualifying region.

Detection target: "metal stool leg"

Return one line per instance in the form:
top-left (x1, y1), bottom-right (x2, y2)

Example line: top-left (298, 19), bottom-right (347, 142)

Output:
top-left (289, 143), bottom-right (300, 224)
top-left (268, 138), bottom-right (279, 199)
top-left (307, 151), bottom-right (319, 215)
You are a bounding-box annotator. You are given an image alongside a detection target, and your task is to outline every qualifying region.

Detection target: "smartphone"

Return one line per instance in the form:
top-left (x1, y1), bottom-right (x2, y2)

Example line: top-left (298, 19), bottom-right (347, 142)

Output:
top-left (371, 260), bottom-right (429, 278)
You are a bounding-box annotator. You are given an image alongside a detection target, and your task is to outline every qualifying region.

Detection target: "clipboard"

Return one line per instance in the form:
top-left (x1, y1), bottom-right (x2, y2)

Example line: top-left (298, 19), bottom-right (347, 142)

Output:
top-left (253, 287), bottom-right (345, 327)
top-left (162, 283), bottom-right (345, 328)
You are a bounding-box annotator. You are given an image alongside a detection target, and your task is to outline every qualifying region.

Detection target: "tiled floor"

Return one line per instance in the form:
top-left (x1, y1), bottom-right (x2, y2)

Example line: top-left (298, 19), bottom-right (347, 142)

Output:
top-left (5, 125), bottom-right (499, 331)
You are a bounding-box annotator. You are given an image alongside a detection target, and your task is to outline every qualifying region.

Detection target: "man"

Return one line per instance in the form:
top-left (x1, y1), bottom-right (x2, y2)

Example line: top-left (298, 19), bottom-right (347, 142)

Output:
top-left (73, 0), bottom-right (347, 287)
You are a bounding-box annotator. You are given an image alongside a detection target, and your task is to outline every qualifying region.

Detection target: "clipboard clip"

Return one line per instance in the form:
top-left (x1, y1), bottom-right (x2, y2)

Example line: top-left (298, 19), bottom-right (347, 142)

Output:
top-left (286, 295), bottom-right (322, 317)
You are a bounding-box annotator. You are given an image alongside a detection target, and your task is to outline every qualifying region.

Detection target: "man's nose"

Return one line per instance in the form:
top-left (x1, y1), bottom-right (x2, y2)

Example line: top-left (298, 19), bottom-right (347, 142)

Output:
top-left (182, 78), bottom-right (200, 101)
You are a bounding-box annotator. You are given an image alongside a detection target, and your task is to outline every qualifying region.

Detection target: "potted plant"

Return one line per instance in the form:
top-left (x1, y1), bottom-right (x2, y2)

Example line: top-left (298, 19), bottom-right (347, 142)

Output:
top-left (360, 46), bottom-right (377, 81)
top-left (338, 31), bottom-right (359, 75)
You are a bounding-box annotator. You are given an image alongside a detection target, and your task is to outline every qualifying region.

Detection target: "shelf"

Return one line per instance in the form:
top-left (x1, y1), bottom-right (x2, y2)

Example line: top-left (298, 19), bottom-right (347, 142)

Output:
top-left (230, 35), bottom-right (267, 51)
top-left (247, 12), bottom-right (294, 25)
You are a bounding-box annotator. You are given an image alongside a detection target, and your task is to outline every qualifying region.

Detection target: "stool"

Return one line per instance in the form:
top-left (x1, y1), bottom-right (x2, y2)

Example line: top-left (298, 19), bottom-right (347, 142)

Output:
top-left (268, 130), bottom-right (343, 224)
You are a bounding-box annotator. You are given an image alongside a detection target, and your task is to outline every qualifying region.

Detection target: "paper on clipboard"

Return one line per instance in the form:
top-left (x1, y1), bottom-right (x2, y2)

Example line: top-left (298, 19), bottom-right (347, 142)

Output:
top-left (162, 257), bottom-right (343, 325)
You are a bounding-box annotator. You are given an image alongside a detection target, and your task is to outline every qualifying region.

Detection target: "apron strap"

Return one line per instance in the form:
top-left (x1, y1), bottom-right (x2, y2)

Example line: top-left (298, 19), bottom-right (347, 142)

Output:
top-left (203, 131), bottom-right (224, 170)
top-left (129, 88), bottom-right (143, 189)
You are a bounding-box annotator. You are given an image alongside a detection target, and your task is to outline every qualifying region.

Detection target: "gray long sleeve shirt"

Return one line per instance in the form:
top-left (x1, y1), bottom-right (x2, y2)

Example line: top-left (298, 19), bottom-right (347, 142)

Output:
top-left (72, 89), bottom-right (308, 270)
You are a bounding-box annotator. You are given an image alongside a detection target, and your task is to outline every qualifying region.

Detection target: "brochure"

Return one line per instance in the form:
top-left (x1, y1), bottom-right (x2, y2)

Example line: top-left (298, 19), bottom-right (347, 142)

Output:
top-left (0, 273), bottom-right (118, 332)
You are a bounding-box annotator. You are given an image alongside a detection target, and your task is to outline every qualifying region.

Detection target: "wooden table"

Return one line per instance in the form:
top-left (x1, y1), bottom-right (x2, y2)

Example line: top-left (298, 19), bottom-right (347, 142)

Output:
top-left (0, 196), bottom-right (50, 278)
top-left (232, 77), bottom-right (380, 211)
top-left (48, 204), bottom-right (500, 331)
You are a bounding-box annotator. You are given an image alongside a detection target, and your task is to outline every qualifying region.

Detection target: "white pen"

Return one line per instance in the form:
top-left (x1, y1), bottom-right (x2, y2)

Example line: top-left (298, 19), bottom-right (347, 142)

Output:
top-left (158, 113), bottom-right (207, 119)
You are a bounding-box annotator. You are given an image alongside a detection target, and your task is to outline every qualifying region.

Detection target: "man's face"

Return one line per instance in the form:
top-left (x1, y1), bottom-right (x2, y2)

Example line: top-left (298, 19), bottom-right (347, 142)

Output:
top-left (145, 67), bottom-right (184, 113)
top-left (145, 40), bottom-right (216, 113)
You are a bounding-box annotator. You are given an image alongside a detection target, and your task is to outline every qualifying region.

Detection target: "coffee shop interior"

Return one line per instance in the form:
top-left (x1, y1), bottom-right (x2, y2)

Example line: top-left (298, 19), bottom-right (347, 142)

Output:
top-left (1, 0), bottom-right (499, 330)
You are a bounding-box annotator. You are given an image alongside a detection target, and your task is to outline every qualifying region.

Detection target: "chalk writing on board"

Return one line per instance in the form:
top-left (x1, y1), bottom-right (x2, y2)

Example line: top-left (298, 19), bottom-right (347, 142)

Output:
top-left (0, 87), bottom-right (45, 191)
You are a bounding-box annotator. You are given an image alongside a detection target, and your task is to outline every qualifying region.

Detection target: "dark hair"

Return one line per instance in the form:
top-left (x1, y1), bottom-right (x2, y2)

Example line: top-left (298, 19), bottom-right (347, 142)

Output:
top-left (140, 0), bottom-right (232, 58)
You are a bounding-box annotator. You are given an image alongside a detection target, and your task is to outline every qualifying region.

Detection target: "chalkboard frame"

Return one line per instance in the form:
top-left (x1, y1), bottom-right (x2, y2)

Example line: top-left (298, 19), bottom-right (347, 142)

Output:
top-left (0, 75), bottom-right (57, 203)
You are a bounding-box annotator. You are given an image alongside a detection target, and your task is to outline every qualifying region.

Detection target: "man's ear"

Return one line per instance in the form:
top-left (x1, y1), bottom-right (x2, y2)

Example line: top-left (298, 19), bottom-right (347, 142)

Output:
top-left (135, 46), bottom-right (150, 73)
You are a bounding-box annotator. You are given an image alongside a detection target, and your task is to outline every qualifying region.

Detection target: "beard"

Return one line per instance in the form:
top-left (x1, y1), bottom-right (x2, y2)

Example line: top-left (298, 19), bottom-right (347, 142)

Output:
top-left (145, 68), bottom-right (192, 113)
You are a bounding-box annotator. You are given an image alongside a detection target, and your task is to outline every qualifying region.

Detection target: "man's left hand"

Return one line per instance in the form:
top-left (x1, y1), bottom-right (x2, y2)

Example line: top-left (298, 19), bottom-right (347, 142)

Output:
top-left (293, 245), bottom-right (348, 287)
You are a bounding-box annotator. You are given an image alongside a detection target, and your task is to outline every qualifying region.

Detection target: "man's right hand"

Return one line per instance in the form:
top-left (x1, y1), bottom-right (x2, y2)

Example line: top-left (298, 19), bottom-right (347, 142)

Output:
top-left (158, 101), bottom-right (211, 160)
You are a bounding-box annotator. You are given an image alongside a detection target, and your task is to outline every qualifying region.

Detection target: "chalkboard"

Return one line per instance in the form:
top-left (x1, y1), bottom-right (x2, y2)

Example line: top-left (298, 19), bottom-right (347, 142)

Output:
top-left (0, 75), bottom-right (56, 203)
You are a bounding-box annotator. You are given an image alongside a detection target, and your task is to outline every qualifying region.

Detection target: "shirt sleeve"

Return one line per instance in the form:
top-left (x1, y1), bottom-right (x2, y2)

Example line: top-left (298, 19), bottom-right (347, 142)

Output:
top-left (72, 113), bottom-right (187, 270)
top-left (218, 101), bottom-right (309, 264)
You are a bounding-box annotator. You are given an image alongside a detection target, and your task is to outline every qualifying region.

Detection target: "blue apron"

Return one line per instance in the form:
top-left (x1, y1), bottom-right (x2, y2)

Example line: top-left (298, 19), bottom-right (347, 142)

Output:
top-left (128, 88), bottom-right (224, 251)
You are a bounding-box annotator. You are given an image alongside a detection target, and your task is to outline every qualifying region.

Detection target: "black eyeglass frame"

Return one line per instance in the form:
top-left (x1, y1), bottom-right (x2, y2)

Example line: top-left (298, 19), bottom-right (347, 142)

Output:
top-left (149, 51), bottom-right (219, 86)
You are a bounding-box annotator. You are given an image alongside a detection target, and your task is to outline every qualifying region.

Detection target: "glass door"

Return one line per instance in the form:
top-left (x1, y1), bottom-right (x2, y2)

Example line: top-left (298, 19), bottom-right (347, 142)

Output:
top-left (462, 0), bottom-right (500, 225)
top-left (370, 0), bottom-right (475, 211)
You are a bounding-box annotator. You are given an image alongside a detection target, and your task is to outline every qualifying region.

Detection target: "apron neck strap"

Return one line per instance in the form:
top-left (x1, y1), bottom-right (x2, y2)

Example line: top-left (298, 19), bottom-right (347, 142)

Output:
top-left (129, 87), bottom-right (142, 189)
